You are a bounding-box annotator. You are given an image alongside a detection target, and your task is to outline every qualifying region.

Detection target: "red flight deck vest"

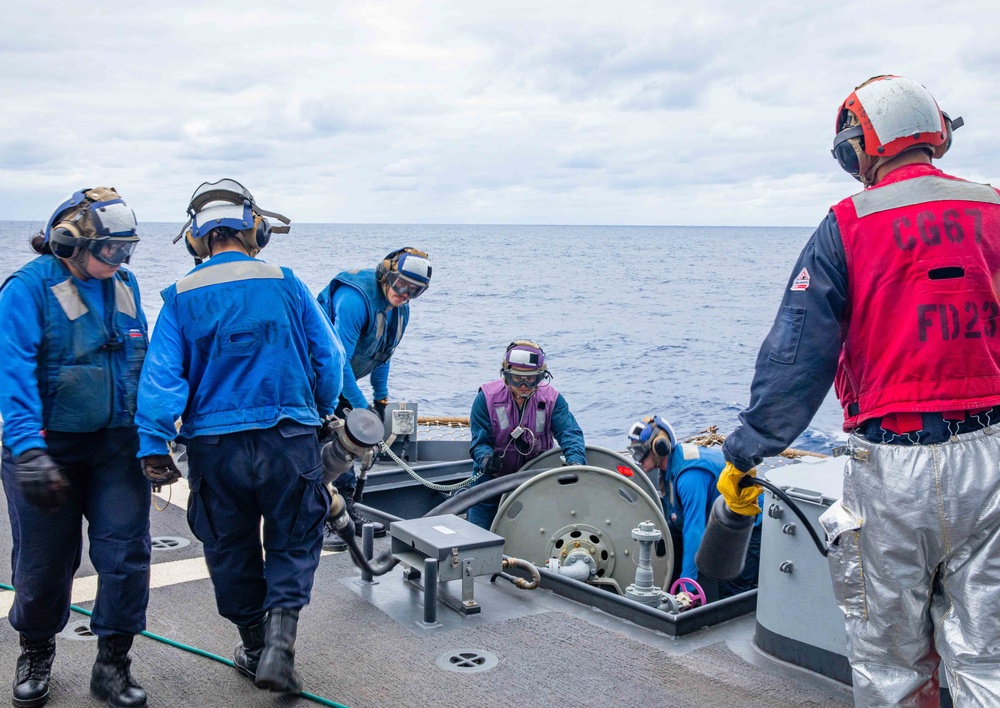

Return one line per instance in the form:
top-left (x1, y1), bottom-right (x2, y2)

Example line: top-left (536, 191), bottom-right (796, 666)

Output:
top-left (831, 163), bottom-right (1000, 430)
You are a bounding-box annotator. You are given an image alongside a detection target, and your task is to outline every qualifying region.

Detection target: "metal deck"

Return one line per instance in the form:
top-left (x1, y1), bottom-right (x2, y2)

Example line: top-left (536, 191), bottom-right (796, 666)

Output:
top-left (0, 466), bottom-right (856, 708)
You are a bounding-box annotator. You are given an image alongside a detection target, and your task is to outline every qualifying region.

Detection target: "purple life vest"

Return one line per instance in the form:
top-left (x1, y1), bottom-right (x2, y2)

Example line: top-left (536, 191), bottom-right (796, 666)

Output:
top-left (480, 378), bottom-right (559, 476)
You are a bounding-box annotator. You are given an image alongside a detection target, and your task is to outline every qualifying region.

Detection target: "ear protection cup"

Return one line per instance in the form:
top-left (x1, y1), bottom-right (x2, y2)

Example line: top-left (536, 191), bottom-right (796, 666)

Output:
top-left (932, 114), bottom-right (963, 159)
top-left (651, 433), bottom-right (672, 458)
top-left (833, 138), bottom-right (862, 177)
top-left (640, 415), bottom-right (676, 461)
top-left (185, 229), bottom-right (211, 259)
top-left (377, 247), bottom-right (408, 283)
top-left (253, 215), bottom-right (271, 250)
top-left (49, 224), bottom-right (83, 259)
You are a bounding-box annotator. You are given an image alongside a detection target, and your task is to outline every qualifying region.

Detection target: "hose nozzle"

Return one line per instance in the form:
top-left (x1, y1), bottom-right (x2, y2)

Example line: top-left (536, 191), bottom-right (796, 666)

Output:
top-left (695, 495), bottom-right (756, 581)
top-left (328, 488), bottom-right (356, 539)
top-left (321, 408), bottom-right (385, 481)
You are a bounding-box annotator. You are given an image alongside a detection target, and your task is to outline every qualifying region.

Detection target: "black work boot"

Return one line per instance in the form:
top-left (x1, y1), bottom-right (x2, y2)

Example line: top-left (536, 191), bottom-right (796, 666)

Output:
top-left (337, 486), bottom-right (386, 538)
top-left (12, 635), bottom-right (55, 708)
top-left (254, 608), bottom-right (302, 694)
top-left (322, 518), bottom-right (349, 551)
top-left (233, 618), bottom-right (267, 682)
top-left (90, 635), bottom-right (147, 708)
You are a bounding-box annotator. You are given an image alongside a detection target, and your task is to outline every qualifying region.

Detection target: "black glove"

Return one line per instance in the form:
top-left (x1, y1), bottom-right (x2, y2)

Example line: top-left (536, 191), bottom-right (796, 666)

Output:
top-left (319, 416), bottom-right (338, 443)
top-left (369, 399), bottom-right (388, 423)
top-left (333, 397), bottom-right (352, 420)
top-left (481, 453), bottom-right (502, 478)
top-left (14, 449), bottom-right (69, 509)
top-left (141, 454), bottom-right (182, 491)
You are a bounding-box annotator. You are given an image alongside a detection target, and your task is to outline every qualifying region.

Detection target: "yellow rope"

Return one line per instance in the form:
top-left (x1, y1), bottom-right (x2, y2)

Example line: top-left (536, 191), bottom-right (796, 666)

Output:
top-left (681, 425), bottom-right (830, 459)
top-left (151, 484), bottom-right (172, 512)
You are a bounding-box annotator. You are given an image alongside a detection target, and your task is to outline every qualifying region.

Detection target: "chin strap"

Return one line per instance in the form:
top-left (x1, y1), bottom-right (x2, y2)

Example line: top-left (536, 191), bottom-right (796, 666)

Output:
top-left (857, 150), bottom-right (880, 188)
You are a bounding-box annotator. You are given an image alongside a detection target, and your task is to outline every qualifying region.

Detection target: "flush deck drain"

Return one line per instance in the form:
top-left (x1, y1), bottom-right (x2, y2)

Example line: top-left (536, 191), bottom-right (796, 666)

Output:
top-left (435, 649), bottom-right (498, 673)
top-left (60, 619), bottom-right (97, 641)
top-left (151, 536), bottom-right (190, 551)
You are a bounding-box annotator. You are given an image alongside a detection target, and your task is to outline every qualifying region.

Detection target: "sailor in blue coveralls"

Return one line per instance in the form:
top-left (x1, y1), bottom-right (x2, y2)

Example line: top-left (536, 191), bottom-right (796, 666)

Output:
top-left (0, 188), bottom-right (151, 708)
top-left (134, 180), bottom-right (344, 695)
top-left (316, 247), bottom-right (432, 546)
top-left (627, 416), bottom-right (760, 599)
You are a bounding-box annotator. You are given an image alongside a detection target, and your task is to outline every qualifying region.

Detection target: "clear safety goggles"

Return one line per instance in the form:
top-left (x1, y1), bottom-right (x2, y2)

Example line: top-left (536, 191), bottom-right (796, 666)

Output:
top-left (627, 441), bottom-right (651, 464)
top-left (626, 420), bottom-right (653, 462)
top-left (387, 271), bottom-right (427, 299)
top-left (503, 370), bottom-right (542, 389)
top-left (87, 239), bottom-right (138, 266)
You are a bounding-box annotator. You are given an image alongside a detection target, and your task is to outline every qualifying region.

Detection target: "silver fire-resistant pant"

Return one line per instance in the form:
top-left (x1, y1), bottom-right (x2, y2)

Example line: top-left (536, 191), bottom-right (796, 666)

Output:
top-left (820, 429), bottom-right (1000, 707)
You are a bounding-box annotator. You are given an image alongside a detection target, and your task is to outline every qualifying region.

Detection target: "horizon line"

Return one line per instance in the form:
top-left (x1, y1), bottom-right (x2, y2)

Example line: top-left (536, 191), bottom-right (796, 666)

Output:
top-left (0, 219), bottom-right (815, 229)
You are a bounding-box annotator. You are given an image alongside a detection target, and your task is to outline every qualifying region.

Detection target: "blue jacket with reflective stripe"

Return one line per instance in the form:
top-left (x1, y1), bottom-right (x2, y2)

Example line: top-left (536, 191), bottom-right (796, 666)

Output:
top-left (136, 252), bottom-right (344, 456)
top-left (0, 255), bottom-right (148, 456)
top-left (664, 444), bottom-right (725, 582)
top-left (317, 268), bottom-right (409, 408)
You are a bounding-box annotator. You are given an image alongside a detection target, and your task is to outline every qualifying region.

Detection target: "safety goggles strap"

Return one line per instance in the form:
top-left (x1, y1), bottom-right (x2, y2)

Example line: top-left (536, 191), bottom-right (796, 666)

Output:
top-left (173, 218), bottom-right (192, 244)
top-left (254, 206), bottom-right (292, 233)
top-left (832, 125), bottom-right (864, 150)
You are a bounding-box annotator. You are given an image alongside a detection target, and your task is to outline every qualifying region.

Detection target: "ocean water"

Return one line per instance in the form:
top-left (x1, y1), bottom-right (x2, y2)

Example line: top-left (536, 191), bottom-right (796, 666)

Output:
top-left (0, 221), bottom-right (845, 453)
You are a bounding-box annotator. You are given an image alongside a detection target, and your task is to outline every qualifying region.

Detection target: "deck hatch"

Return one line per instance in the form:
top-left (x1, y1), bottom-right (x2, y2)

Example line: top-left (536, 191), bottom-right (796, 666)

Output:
top-left (151, 536), bottom-right (191, 551)
top-left (60, 619), bottom-right (98, 641)
top-left (435, 649), bottom-right (498, 673)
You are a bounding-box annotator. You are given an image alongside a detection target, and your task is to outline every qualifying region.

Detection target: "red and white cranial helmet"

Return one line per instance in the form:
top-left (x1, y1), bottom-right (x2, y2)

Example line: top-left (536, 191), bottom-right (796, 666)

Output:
top-left (831, 75), bottom-right (962, 181)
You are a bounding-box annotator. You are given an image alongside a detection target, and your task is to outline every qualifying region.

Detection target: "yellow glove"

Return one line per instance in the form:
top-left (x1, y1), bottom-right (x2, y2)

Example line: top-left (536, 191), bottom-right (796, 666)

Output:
top-left (717, 462), bottom-right (762, 516)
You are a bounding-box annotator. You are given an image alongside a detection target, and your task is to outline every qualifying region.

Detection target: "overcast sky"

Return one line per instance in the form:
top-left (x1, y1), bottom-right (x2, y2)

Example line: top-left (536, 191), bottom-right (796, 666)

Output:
top-left (2, 1), bottom-right (998, 226)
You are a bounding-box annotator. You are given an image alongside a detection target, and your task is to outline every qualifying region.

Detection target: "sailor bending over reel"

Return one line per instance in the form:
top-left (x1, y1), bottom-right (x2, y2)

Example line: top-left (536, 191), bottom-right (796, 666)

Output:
top-left (627, 416), bottom-right (760, 600)
top-left (467, 340), bottom-right (587, 529)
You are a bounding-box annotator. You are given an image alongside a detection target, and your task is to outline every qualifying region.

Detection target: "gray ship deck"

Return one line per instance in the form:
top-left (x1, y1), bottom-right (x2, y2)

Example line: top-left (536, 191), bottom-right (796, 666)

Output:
top-left (0, 473), bottom-right (854, 707)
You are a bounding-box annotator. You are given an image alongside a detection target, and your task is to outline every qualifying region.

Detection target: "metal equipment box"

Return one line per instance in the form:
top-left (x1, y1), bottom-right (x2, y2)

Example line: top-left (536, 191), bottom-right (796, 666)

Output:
top-left (390, 514), bottom-right (504, 582)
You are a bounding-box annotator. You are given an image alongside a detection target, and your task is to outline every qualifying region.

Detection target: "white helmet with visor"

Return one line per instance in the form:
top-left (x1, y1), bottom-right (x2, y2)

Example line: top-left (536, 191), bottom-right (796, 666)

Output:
top-left (377, 247), bottom-right (432, 299)
top-left (45, 187), bottom-right (139, 266)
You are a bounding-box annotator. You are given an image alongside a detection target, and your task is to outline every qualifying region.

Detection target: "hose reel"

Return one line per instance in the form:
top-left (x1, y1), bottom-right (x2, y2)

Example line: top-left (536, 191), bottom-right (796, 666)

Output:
top-left (517, 444), bottom-right (661, 504)
top-left (490, 465), bottom-right (673, 595)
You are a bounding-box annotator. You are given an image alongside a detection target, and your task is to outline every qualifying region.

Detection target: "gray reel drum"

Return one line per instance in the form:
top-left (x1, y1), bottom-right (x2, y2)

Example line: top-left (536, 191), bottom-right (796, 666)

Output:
top-left (491, 465), bottom-right (674, 595)
top-left (518, 445), bottom-right (661, 504)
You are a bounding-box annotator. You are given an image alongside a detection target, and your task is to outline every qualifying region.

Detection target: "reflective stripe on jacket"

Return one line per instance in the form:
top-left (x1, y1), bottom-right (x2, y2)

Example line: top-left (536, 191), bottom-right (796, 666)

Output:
top-left (480, 379), bottom-right (559, 476)
top-left (161, 255), bottom-right (329, 435)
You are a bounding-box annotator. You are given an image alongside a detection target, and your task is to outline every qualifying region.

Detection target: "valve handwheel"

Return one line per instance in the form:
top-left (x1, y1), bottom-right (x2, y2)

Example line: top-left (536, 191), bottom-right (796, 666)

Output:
top-left (669, 577), bottom-right (707, 607)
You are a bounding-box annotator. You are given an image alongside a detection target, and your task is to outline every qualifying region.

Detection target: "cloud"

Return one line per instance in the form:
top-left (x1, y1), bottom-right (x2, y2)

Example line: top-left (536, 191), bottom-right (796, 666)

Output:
top-left (0, 0), bottom-right (997, 225)
top-left (0, 141), bottom-right (59, 169)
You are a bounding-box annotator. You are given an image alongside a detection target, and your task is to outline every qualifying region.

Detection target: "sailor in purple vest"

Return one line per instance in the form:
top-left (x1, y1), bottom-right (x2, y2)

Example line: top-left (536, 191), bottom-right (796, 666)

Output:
top-left (467, 341), bottom-right (587, 529)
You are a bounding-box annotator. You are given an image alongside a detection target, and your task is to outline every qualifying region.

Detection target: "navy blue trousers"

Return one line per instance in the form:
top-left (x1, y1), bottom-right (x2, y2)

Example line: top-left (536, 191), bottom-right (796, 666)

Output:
top-left (1, 427), bottom-right (151, 641)
top-left (331, 468), bottom-right (356, 493)
top-left (466, 473), bottom-right (500, 530)
top-left (184, 422), bottom-right (329, 627)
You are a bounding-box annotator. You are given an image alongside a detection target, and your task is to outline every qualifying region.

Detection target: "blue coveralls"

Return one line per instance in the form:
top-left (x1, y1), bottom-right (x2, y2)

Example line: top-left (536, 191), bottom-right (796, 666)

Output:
top-left (136, 252), bottom-right (344, 627)
top-left (466, 388), bottom-right (587, 529)
top-left (0, 255), bottom-right (151, 640)
top-left (664, 444), bottom-right (760, 596)
top-left (316, 269), bottom-right (409, 493)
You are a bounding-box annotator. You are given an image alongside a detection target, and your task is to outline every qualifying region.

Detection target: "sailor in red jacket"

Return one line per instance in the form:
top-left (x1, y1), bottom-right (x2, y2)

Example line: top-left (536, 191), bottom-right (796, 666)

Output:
top-left (721, 75), bottom-right (1000, 706)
